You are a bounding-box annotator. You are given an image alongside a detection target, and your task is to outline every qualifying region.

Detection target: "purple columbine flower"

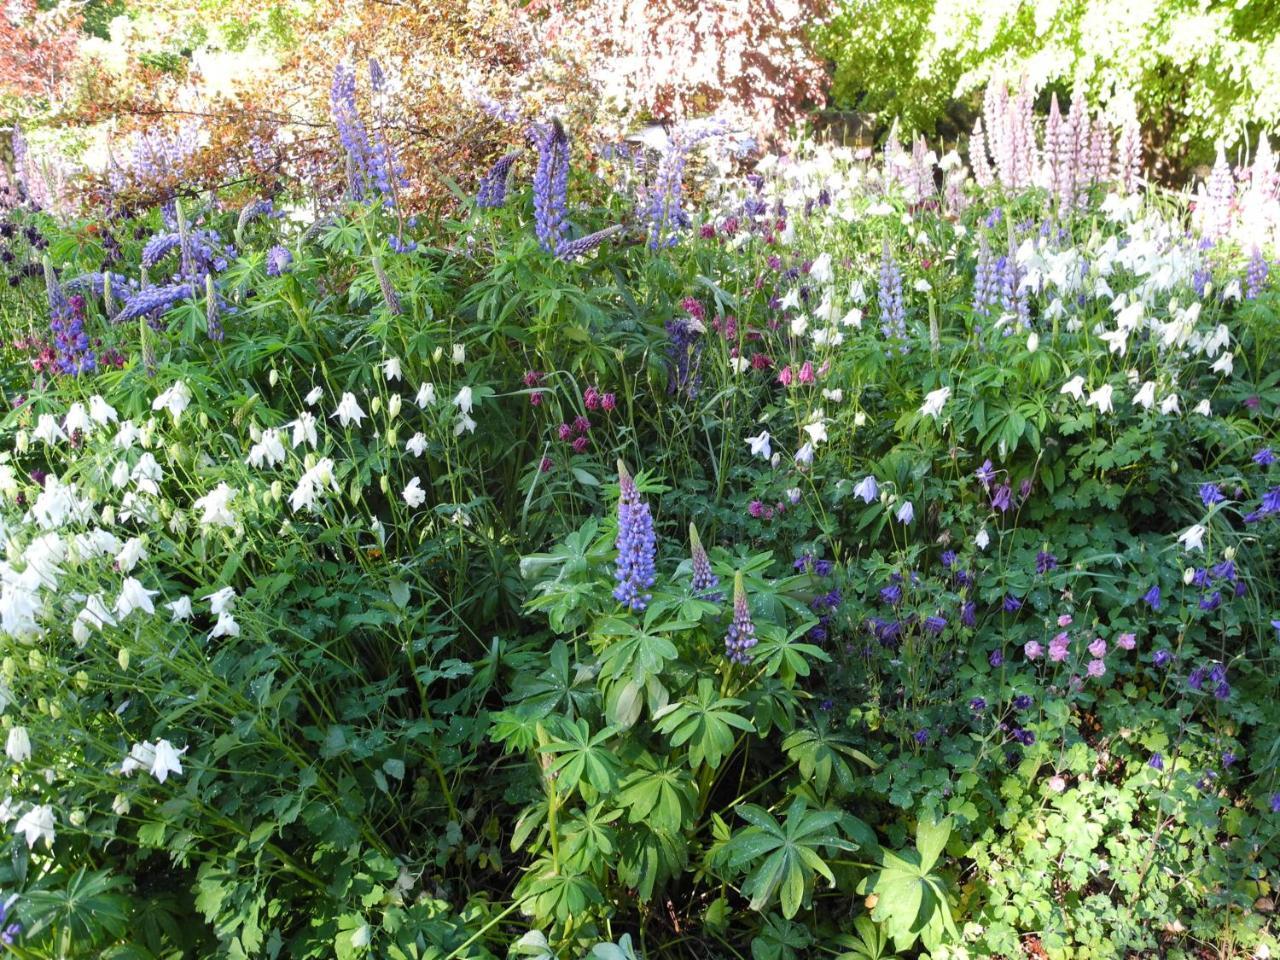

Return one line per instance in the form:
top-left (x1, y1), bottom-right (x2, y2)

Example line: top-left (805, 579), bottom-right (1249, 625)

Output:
top-left (689, 523), bottom-right (721, 601)
top-left (1143, 584), bottom-right (1162, 611)
top-left (1271, 793), bottom-right (1280, 814)
top-left (1036, 550), bottom-right (1058, 574)
top-left (923, 615), bottom-right (947, 634)
top-left (991, 483), bottom-right (1012, 512)
top-left (989, 649), bottom-right (1004, 667)
top-left (1012, 694), bottom-right (1033, 710)
top-left (1254, 448), bottom-right (1276, 467)
top-left (1153, 649), bottom-right (1173, 669)
top-left (266, 245), bottom-right (292, 277)
top-left (913, 728), bottom-right (929, 745)
top-left (969, 697), bottom-right (986, 712)
top-left (1149, 753), bottom-right (1164, 771)
top-left (612, 461), bottom-right (656, 612)
top-left (1003, 594), bottom-right (1023, 612)
top-left (1199, 482), bottom-right (1224, 506)
top-left (725, 570), bottom-right (757, 664)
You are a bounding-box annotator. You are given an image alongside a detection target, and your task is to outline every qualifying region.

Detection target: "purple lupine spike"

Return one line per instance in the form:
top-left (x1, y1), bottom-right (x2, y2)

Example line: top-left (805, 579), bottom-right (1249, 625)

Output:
top-left (645, 119), bottom-right (727, 249)
top-left (689, 523), bottom-right (721, 601)
top-left (1045, 93), bottom-right (1065, 198)
top-left (265, 245), bottom-right (293, 277)
top-left (1068, 90), bottom-right (1090, 191)
top-left (331, 61), bottom-right (375, 200)
top-left (878, 238), bottom-right (906, 340)
top-left (1245, 248), bottom-right (1270, 300)
top-left (1087, 120), bottom-right (1111, 185)
top-left (45, 258), bottom-right (96, 375)
top-left (613, 460), bottom-right (657, 612)
top-left (532, 120), bottom-right (570, 253)
top-left (142, 232), bottom-right (182, 268)
top-left (973, 234), bottom-right (1002, 317)
top-left (476, 151), bottom-right (520, 208)
top-left (64, 271), bottom-right (131, 297)
top-left (116, 281), bottom-right (195, 322)
top-left (556, 224), bottom-right (624, 261)
top-left (1001, 239), bottom-right (1029, 327)
top-left (725, 571), bottom-right (757, 664)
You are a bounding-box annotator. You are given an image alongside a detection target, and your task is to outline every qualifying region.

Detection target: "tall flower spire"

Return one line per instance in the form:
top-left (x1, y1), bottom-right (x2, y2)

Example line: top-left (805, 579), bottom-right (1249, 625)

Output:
top-left (532, 120), bottom-right (570, 253)
top-left (689, 523), bottom-right (720, 600)
top-left (725, 571), bottom-right (757, 664)
top-left (613, 460), bottom-right (657, 612)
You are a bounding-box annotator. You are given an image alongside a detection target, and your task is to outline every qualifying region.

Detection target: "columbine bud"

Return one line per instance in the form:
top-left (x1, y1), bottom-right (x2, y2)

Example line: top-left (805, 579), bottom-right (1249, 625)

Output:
top-left (14, 431), bottom-right (28, 454)
top-left (371, 396), bottom-right (382, 415)
top-left (854, 411), bottom-right (867, 427)
top-left (70, 809), bottom-right (86, 827)
top-left (270, 480), bottom-right (283, 503)
top-left (200, 411), bottom-right (210, 430)
top-left (432, 346), bottom-right (444, 362)
top-left (387, 394), bottom-right (402, 419)
top-left (1027, 332), bottom-right (1039, 353)
top-left (379, 475), bottom-right (390, 495)
top-left (269, 369), bottom-right (279, 387)
top-left (386, 426), bottom-right (398, 448)
top-left (118, 647), bottom-right (130, 671)
top-left (112, 795), bottom-right (131, 816)
top-left (1224, 546), bottom-right (1236, 561)
top-left (1183, 567), bottom-right (1196, 585)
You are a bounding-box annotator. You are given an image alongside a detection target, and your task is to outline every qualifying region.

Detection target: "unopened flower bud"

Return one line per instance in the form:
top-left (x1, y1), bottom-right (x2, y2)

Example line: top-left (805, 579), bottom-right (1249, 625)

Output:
top-left (118, 647), bottom-right (130, 671)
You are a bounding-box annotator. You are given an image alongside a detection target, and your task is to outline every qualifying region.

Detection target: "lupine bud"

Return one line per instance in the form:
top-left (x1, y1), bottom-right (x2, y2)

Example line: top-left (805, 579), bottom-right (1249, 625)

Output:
top-left (689, 523), bottom-right (721, 601)
top-left (725, 571), bottom-right (757, 664)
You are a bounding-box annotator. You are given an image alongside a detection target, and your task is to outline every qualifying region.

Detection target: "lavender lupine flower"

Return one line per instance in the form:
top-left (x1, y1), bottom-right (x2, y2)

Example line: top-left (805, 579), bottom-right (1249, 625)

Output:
top-left (1245, 248), bottom-right (1270, 300)
top-left (689, 523), bottom-right (721, 601)
top-left (556, 224), bottom-right (624, 262)
top-left (532, 120), bottom-right (570, 253)
top-left (613, 461), bottom-right (657, 612)
top-left (371, 249), bottom-right (402, 315)
top-left (476, 151), bottom-right (520, 208)
top-left (116, 281), bottom-right (195, 323)
top-left (265, 245), bottom-right (292, 277)
top-left (643, 121), bottom-right (725, 249)
top-left (969, 118), bottom-right (994, 188)
top-left (973, 234), bottom-right (1002, 317)
top-left (725, 570), bottom-right (757, 664)
top-left (235, 197), bottom-right (275, 238)
top-left (1203, 144), bottom-right (1234, 240)
top-left (1117, 116), bottom-right (1142, 194)
top-left (878, 239), bottom-right (906, 340)
top-left (1045, 94), bottom-right (1072, 204)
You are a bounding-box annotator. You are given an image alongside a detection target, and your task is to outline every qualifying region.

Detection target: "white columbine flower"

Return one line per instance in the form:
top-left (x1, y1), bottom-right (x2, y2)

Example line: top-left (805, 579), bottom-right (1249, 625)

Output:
top-left (387, 394), bottom-right (402, 419)
top-left (304, 386), bottom-right (323, 406)
top-left (416, 383), bottom-right (436, 406)
top-left (289, 412), bottom-right (318, 449)
top-left (1060, 376), bottom-right (1086, 401)
top-left (150, 740), bottom-right (186, 783)
top-left (1132, 381), bottom-right (1156, 410)
top-left (1085, 384), bottom-right (1114, 415)
top-left (803, 419), bottom-right (828, 445)
top-left (402, 477), bottom-right (426, 508)
top-left (332, 393), bottom-right (366, 428)
top-left (89, 395), bottom-right (118, 424)
top-left (1159, 393), bottom-right (1181, 415)
top-left (121, 742), bottom-right (156, 777)
top-left (975, 528), bottom-right (990, 550)
top-left (746, 431), bottom-right (772, 460)
top-left (451, 343), bottom-right (466, 365)
top-left (853, 476), bottom-right (878, 503)
top-left (406, 433), bottom-right (427, 456)
top-left (895, 501), bottom-right (915, 524)
top-left (152, 381), bottom-right (192, 423)
top-left (14, 804), bottom-right (54, 848)
top-left (193, 483), bottom-right (238, 528)
top-left (453, 386), bottom-right (473, 415)
top-left (1177, 524), bottom-right (1207, 552)
top-left (246, 428), bottom-right (287, 469)
top-left (1194, 398), bottom-right (1212, 416)
top-left (453, 414), bottom-right (477, 436)
top-left (383, 357), bottom-right (402, 381)
top-left (1210, 352), bottom-right (1234, 376)
top-left (6, 727), bottom-right (30, 763)
top-left (795, 442), bottom-right (815, 465)
top-left (64, 403), bottom-right (91, 437)
top-left (920, 386), bottom-right (951, 420)
top-left (114, 577), bottom-right (159, 619)
top-left (33, 414), bottom-right (67, 445)
top-left (204, 587), bottom-right (237, 615)
top-left (166, 596), bottom-right (194, 622)
top-left (210, 610), bottom-right (240, 639)
top-left (115, 537), bottom-right (147, 573)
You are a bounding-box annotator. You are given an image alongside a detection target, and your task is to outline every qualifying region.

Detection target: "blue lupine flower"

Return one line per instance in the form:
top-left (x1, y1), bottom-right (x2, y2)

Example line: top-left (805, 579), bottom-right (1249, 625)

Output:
top-left (1143, 584), bottom-right (1162, 611)
top-left (973, 234), bottom-right (1002, 317)
top-left (612, 461), bottom-right (656, 612)
top-left (725, 571), bottom-right (757, 664)
top-left (556, 224), bottom-right (624, 262)
top-left (476, 151), bottom-right (520, 209)
top-left (1245, 247), bottom-right (1270, 299)
top-left (532, 120), bottom-right (570, 253)
top-left (878, 239), bottom-right (906, 340)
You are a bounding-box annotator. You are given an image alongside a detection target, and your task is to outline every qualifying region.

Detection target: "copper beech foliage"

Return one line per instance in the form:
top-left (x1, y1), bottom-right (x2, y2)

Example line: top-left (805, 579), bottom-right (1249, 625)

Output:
top-left (3, 0), bottom-right (830, 211)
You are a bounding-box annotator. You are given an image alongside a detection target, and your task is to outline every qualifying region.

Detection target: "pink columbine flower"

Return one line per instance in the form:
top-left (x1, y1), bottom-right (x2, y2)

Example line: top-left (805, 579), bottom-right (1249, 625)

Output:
top-left (1087, 658), bottom-right (1106, 677)
top-left (1024, 640), bottom-right (1043, 660)
top-left (1058, 614), bottom-right (1073, 627)
top-left (798, 361), bottom-right (815, 385)
top-left (1117, 632), bottom-right (1136, 650)
top-left (777, 365), bottom-right (794, 387)
top-left (1088, 638), bottom-right (1107, 658)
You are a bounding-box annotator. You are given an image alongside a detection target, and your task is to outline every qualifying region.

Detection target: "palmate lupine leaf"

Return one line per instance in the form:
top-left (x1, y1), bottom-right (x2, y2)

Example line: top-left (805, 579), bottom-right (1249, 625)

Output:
top-left (724, 798), bottom-right (856, 918)
top-left (653, 677), bottom-right (754, 769)
top-left (539, 716), bottom-right (622, 796)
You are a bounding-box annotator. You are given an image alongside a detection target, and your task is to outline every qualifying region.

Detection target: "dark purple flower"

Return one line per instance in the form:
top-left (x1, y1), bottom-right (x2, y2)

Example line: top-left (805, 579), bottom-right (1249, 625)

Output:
top-left (969, 697), bottom-right (987, 712)
top-left (1036, 550), bottom-right (1058, 574)
top-left (1200, 482), bottom-right (1225, 506)
top-left (1003, 594), bottom-right (1022, 613)
top-left (1254, 448), bottom-right (1276, 467)
top-left (913, 728), bottom-right (929, 745)
top-left (532, 121), bottom-right (570, 253)
top-left (1012, 694), bottom-right (1033, 710)
top-left (989, 649), bottom-right (1004, 667)
top-left (991, 483), bottom-right (1012, 512)
top-left (557, 224), bottom-right (624, 262)
top-left (1149, 753), bottom-right (1164, 771)
top-left (923, 615), bottom-right (947, 634)
top-left (1143, 584), bottom-right (1161, 611)
top-left (265, 245), bottom-right (292, 277)
top-left (1153, 649), bottom-right (1173, 669)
